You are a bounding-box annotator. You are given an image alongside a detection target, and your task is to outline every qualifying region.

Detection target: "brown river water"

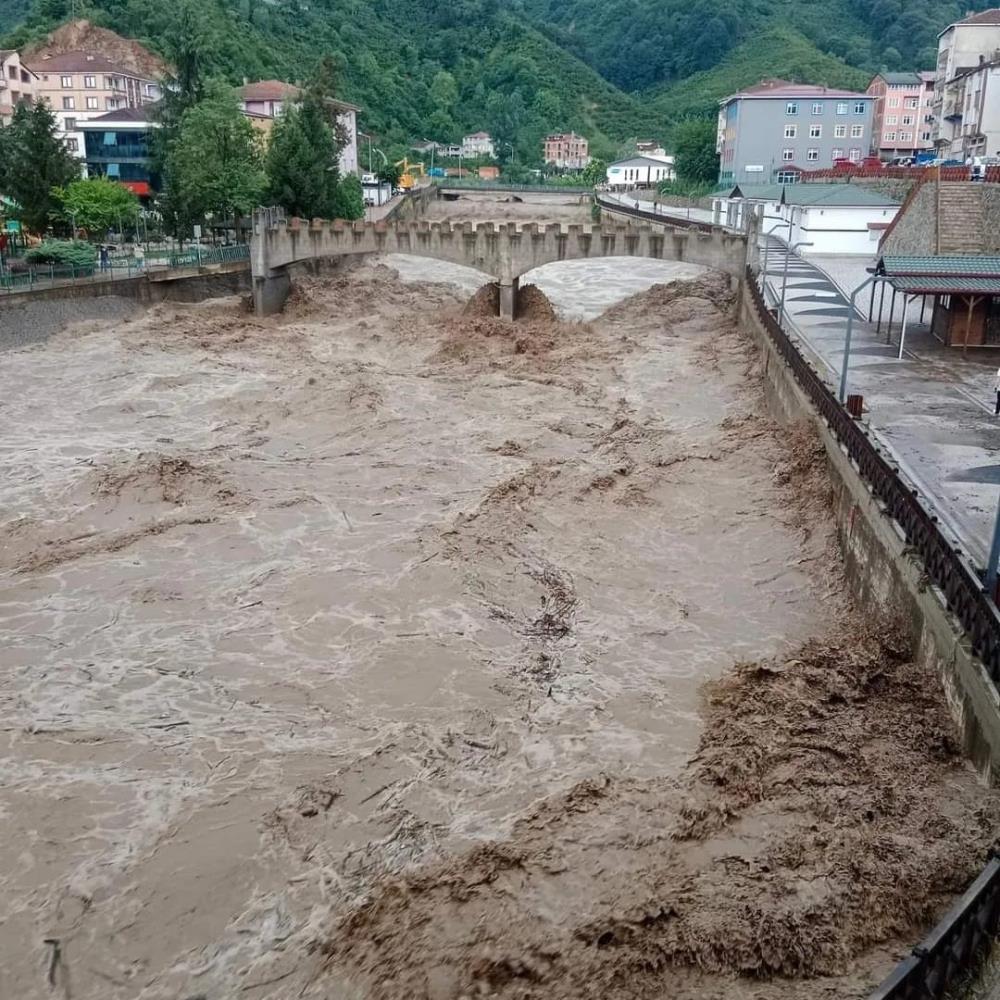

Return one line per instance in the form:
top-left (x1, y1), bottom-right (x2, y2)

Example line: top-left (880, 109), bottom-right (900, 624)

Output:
top-left (1, 194), bottom-right (996, 1000)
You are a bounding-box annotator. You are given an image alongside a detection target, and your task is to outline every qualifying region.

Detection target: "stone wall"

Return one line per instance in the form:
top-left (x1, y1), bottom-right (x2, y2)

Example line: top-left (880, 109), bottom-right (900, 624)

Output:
top-left (739, 291), bottom-right (1000, 781)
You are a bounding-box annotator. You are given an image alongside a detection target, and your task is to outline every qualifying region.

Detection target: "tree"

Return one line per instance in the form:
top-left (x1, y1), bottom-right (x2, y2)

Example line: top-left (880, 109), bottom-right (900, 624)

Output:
top-left (163, 80), bottom-right (266, 232)
top-left (54, 178), bottom-right (141, 234)
top-left (377, 161), bottom-right (402, 187)
top-left (672, 118), bottom-right (719, 185)
top-left (0, 102), bottom-right (79, 234)
top-left (265, 59), bottom-right (362, 220)
top-left (582, 157), bottom-right (608, 187)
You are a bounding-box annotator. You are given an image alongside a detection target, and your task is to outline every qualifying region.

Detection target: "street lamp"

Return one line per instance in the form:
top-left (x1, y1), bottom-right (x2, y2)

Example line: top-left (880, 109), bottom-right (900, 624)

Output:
top-left (779, 240), bottom-right (813, 326)
top-left (838, 273), bottom-right (882, 403)
top-left (760, 212), bottom-right (793, 302)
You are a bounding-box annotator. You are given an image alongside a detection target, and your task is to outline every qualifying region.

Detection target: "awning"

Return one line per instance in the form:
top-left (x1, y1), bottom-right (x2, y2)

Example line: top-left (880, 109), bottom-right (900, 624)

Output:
top-left (885, 276), bottom-right (1000, 295)
top-left (879, 255), bottom-right (1000, 278)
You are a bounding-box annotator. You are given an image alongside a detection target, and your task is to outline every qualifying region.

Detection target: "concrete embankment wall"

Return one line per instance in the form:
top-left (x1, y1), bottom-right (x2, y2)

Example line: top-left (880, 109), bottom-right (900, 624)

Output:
top-left (739, 292), bottom-right (1000, 781)
top-left (0, 266), bottom-right (251, 350)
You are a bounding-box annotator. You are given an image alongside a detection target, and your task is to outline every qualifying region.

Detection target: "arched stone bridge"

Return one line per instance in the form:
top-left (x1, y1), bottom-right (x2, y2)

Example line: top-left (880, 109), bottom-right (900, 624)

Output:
top-left (250, 209), bottom-right (748, 317)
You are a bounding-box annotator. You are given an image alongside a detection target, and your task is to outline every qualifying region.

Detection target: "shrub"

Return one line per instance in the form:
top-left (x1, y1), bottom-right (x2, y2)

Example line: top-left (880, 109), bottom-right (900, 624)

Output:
top-left (25, 240), bottom-right (98, 268)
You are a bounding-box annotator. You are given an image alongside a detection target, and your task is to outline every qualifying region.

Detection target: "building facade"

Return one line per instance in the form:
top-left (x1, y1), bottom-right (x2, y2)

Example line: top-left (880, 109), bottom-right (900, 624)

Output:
top-left (238, 80), bottom-right (361, 175)
top-left (79, 106), bottom-right (159, 198)
top-left (461, 131), bottom-right (495, 158)
top-left (932, 9), bottom-right (1000, 156)
top-left (605, 154), bottom-right (675, 188)
top-left (543, 131), bottom-right (590, 169)
top-left (716, 79), bottom-right (874, 185)
top-left (940, 58), bottom-right (1000, 160)
top-left (26, 50), bottom-right (160, 162)
top-left (0, 49), bottom-right (37, 125)
top-left (867, 71), bottom-right (936, 159)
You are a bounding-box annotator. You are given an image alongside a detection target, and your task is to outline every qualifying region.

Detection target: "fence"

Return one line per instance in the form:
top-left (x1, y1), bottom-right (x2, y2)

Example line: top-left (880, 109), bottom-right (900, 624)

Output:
top-left (0, 243), bottom-right (249, 294)
top-left (432, 178), bottom-right (592, 193)
top-left (744, 272), bottom-right (1000, 999)
top-left (793, 165), bottom-right (1000, 183)
top-left (594, 193), bottom-right (714, 233)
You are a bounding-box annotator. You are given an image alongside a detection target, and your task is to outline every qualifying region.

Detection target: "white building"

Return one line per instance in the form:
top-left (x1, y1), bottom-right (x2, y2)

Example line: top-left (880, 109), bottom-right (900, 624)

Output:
top-left (933, 8), bottom-right (1000, 155)
top-left (0, 49), bottom-right (37, 126)
top-left (238, 80), bottom-right (361, 175)
top-left (461, 131), bottom-right (495, 158)
top-left (605, 154), bottom-right (676, 187)
top-left (713, 182), bottom-right (900, 254)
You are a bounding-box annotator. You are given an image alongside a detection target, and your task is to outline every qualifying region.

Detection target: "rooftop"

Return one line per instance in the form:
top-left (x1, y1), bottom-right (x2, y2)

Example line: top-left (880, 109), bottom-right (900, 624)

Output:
top-left (464, 131), bottom-right (491, 139)
top-left (879, 255), bottom-right (1000, 277)
top-left (940, 7), bottom-right (1000, 35)
top-left (78, 104), bottom-right (157, 126)
top-left (25, 49), bottom-right (153, 78)
top-left (609, 155), bottom-right (675, 168)
top-left (237, 80), bottom-right (361, 113)
top-left (782, 184), bottom-right (899, 207)
top-left (877, 72), bottom-right (922, 86)
top-left (723, 78), bottom-right (870, 103)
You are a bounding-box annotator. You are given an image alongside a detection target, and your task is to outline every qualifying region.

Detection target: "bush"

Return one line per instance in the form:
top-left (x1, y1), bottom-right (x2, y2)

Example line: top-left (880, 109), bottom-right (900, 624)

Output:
top-left (25, 240), bottom-right (98, 267)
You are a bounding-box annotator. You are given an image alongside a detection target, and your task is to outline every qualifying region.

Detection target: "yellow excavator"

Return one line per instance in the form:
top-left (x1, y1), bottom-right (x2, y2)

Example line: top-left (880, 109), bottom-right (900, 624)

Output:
top-left (394, 158), bottom-right (426, 190)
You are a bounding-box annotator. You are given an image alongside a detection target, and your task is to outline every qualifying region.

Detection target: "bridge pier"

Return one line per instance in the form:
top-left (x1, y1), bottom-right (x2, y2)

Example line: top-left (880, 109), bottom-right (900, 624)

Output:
top-left (499, 277), bottom-right (519, 321)
top-left (252, 269), bottom-right (290, 317)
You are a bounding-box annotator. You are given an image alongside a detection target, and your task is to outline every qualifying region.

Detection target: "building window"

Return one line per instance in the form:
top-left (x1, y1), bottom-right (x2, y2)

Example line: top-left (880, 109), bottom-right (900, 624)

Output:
top-left (836, 101), bottom-right (849, 114)
top-left (899, 131), bottom-right (913, 141)
top-left (834, 124), bottom-right (847, 138)
top-left (809, 123), bottom-right (822, 138)
top-left (886, 115), bottom-right (898, 125)
top-left (832, 147), bottom-right (844, 159)
top-left (62, 96), bottom-right (75, 110)
top-left (854, 101), bottom-right (867, 114)
top-left (851, 124), bottom-right (864, 138)
top-left (921, 131), bottom-right (932, 141)
top-left (86, 96), bottom-right (99, 109)
top-left (782, 148), bottom-right (795, 161)
top-left (811, 101), bottom-right (824, 114)
top-left (60, 75), bottom-right (73, 88)
top-left (905, 97), bottom-right (918, 109)
top-left (889, 96), bottom-right (900, 107)
top-left (84, 75), bottom-right (96, 88)
top-left (64, 116), bottom-right (76, 130)
top-left (784, 124), bottom-right (797, 138)
top-left (65, 137), bottom-right (78, 152)
top-left (807, 148), bottom-right (819, 161)
top-left (849, 148), bottom-right (861, 161)
top-left (902, 115), bottom-right (914, 126)
top-left (786, 101), bottom-right (798, 115)
top-left (777, 170), bottom-right (799, 183)
top-left (885, 131), bottom-right (897, 141)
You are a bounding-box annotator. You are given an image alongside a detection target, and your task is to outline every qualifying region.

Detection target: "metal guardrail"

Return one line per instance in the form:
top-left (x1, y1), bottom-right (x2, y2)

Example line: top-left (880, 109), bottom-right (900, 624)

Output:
top-left (869, 854), bottom-right (1000, 999)
top-left (432, 179), bottom-right (592, 193)
top-left (744, 271), bottom-right (1000, 998)
top-left (594, 193), bottom-right (714, 234)
top-left (0, 244), bottom-right (249, 293)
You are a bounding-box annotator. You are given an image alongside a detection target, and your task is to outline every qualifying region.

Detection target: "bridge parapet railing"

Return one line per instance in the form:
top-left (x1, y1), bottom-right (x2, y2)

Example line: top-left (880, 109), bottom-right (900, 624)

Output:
top-left (594, 193), bottom-right (715, 234)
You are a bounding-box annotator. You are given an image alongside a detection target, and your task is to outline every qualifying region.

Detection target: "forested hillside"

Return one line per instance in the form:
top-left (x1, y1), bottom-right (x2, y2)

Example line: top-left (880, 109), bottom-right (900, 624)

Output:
top-left (0, 0), bottom-right (995, 160)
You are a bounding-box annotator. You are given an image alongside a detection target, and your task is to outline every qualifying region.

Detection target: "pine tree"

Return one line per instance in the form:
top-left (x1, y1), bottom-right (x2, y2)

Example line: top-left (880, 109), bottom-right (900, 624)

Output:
top-left (0, 102), bottom-right (80, 234)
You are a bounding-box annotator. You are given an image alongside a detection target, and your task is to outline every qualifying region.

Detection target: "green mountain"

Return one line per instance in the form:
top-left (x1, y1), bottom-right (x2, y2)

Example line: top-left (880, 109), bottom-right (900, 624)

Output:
top-left (0, 0), bottom-right (995, 160)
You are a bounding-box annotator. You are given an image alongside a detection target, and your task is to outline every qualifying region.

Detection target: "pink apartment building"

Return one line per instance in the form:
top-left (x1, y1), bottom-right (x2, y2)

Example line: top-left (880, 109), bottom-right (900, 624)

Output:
top-left (867, 71), bottom-right (936, 159)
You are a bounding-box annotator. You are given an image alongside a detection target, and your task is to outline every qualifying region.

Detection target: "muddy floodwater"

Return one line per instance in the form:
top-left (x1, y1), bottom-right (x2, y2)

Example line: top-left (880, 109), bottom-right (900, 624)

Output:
top-left (1, 207), bottom-right (996, 1000)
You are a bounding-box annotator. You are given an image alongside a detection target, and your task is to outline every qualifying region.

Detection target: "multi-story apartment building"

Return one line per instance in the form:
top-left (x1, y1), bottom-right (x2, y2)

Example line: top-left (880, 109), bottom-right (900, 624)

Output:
top-left (26, 51), bottom-right (161, 161)
top-left (867, 71), bottom-right (936, 159)
top-left (939, 57), bottom-right (1000, 159)
top-left (933, 8), bottom-right (1000, 156)
top-left (238, 80), bottom-right (361, 175)
top-left (717, 80), bottom-right (874, 185)
top-left (543, 131), bottom-right (590, 169)
top-left (0, 49), bottom-right (37, 125)
top-left (461, 131), bottom-right (495, 158)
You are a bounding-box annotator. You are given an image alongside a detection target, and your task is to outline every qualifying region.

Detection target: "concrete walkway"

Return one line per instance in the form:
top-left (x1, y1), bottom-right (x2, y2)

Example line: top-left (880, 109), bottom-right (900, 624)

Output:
top-left (762, 237), bottom-right (1000, 566)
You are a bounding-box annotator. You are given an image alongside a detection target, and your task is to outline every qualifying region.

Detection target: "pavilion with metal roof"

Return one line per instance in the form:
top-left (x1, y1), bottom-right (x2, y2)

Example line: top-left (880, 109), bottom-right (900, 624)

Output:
top-left (871, 255), bottom-right (1000, 352)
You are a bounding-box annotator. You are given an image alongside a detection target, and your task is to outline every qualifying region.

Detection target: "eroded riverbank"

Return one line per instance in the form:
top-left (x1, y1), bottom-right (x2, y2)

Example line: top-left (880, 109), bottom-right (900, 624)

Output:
top-left (0, 258), bottom-right (992, 999)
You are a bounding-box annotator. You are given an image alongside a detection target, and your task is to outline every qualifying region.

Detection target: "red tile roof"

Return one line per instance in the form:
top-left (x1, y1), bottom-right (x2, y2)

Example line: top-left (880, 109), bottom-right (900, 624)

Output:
top-left (238, 80), bottom-right (359, 112)
top-left (26, 49), bottom-right (153, 78)
top-left (726, 78), bottom-right (869, 101)
top-left (957, 8), bottom-right (1000, 25)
